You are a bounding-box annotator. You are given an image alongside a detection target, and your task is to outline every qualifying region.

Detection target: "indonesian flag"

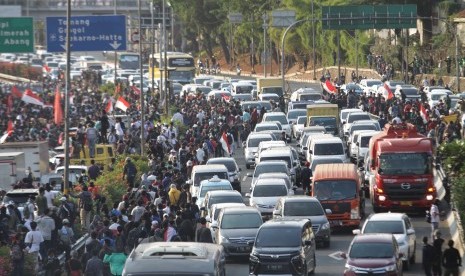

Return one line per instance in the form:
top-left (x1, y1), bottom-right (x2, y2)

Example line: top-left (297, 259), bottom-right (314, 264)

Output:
top-left (420, 104), bottom-right (429, 123)
top-left (115, 96), bottom-right (130, 112)
top-left (221, 93), bottom-right (231, 102)
top-left (105, 99), bottom-right (113, 113)
top-left (54, 87), bottom-right (63, 125)
top-left (6, 95), bottom-right (13, 115)
top-left (220, 132), bottom-right (231, 156)
top-left (131, 85), bottom-right (141, 95)
top-left (10, 86), bottom-right (22, 98)
top-left (21, 89), bottom-right (44, 107)
top-left (322, 79), bottom-right (337, 94)
top-left (43, 65), bottom-right (51, 73)
top-left (0, 120), bottom-right (14, 144)
top-left (382, 83), bottom-right (394, 100)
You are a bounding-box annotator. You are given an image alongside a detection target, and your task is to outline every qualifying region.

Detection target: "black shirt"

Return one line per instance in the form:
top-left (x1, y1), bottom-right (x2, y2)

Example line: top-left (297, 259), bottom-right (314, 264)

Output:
top-left (442, 247), bottom-right (461, 269)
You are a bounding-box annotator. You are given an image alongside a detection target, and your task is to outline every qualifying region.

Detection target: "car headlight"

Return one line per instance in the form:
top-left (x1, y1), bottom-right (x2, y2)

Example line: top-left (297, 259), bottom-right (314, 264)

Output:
top-left (250, 252), bottom-right (260, 263)
top-left (321, 222), bottom-right (330, 230)
top-left (345, 263), bottom-right (357, 271)
top-left (219, 235), bottom-right (229, 243)
top-left (385, 263), bottom-right (396, 272)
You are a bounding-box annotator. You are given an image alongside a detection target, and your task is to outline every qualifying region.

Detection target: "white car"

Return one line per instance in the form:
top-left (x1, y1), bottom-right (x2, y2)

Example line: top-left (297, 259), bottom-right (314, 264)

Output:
top-left (243, 132), bottom-right (274, 169)
top-left (428, 90), bottom-right (452, 107)
top-left (206, 202), bottom-right (246, 242)
top-left (262, 112), bottom-right (292, 139)
top-left (196, 176), bottom-right (233, 208)
top-left (353, 212), bottom-right (416, 270)
top-left (343, 112), bottom-right (372, 139)
top-left (246, 178), bottom-right (292, 217)
top-left (292, 116), bottom-right (307, 139)
top-left (287, 109), bottom-right (307, 125)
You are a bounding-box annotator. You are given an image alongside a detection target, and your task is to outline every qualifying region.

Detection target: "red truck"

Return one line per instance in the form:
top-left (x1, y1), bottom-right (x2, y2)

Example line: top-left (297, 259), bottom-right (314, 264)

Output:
top-left (367, 123), bottom-right (435, 212)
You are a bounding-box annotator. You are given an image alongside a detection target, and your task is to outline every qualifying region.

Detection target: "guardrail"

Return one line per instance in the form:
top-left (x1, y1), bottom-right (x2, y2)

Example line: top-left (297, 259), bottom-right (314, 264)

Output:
top-left (0, 73), bottom-right (36, 83)
top-left (57, 233), bottom-right (89, 266)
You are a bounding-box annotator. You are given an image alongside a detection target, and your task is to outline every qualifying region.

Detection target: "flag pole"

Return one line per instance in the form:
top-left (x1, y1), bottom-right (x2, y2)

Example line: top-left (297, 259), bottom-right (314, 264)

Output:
top-left (63, 0), bottom-right (71, 195)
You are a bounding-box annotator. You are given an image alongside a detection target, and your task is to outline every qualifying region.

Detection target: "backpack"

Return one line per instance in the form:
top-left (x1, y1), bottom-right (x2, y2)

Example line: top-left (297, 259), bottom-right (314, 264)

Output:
top-left (82, 193), bottom-right (93, 212)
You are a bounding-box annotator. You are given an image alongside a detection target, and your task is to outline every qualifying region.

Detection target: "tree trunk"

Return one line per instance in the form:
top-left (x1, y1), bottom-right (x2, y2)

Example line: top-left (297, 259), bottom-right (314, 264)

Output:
top-left (218, 33), bottom-right (230, 65)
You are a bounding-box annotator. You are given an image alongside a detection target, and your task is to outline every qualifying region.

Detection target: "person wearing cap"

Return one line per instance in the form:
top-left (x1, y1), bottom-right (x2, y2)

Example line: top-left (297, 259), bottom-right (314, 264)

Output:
top-left (432, 230), bottom-right (445, 276)
top-left (59, 218), bottom-right (75, 260)
top-left (58, 196), bottom-right (74, 226)
top-left (123, 157), bottom-right (138, 188)
top-left (300, 162), bottom-right (312, 195)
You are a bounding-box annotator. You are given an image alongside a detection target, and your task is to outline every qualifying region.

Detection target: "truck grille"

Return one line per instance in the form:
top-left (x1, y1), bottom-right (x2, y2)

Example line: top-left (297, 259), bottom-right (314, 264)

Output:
top-left (321, 202), bottom-right (351, 214)
top-left (384, 182), bottom-right (427, 200)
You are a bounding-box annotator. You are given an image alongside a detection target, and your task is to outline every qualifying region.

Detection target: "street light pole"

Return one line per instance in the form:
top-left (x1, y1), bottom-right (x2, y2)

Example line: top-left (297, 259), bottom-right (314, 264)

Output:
top-left (63, 0), bottom-right (71, 195)
top-left (163, 0), bottom-right (169, 115)
top-left (138, 0), bottom-right (145, 155)
top-left (113, 0), bottom-right (117, 84)
top-left (456, 24), bottom-right (460, 92)
top-left (263, 14), bottom-right (268, 77)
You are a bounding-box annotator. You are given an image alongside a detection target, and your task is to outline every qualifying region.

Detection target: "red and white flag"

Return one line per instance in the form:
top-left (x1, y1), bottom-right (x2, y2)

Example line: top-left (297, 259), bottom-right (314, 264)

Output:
top-left (105, 99), bottom-right (113, 113)
top-left (420, 104), bottom-right (429, 123)
top-left (43, 65), bottom-right (51, 73)
top-left (115, 96), bottom-right (130, 112)
top-left (10, 86), bottom-right (22, 98)
top-left (54, 87), bottom-right (63, 125)
top-left (131, 85), bottom-right (141, 95)
top-left (221, 93), bottom-right (231, 102)
top-left (219, 132), bottom-right (231, 156)
top-left (0, 120), bottom-right (14, 144)
top-left (322, 79), bottom-right (337, 94)
top-left (382, 83), bottom-right (394, 100)
top-left (22, 89), bottom-right (44, 107)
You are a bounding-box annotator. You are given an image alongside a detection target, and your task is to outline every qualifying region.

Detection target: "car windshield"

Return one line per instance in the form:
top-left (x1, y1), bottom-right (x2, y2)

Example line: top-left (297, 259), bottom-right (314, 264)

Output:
top-left (348, 114), bottom-right (371, 123)
top-left (284, 201), bottom-right (324, 216)
top-left (254, 164), bottom-right (287, 177)
top-left (208, 195), bottom-right (243, 208)
top-left (360, 136), bottom-right (373, 148)
top-left (311, 159), bottom-right (343, 172)
top-left (253, 185), bottom-right (288, 197)
top-left (255, 227), bottom-right (300, 247)
top-left (194, 172), bottom-right (228, 186)
top-left (363, 221), bottom-right (405, 234)
top-left (314, 180), bottom-right (357, 200)
top-left (288, 110), bottom-right (307, 120)
top-left (431, 94), bottom-right (444, 100)
top-left (200, 184), bottom-right (232, 197)
top-left (262, 87), bottom-right (283, 96)
top-left (221, 213), bottom-right (262, 229)
top-left (265, 115), bottom-right (288, 125)
top-left (299, 93), bottom-right (321, 101)
top-left (349, 242), bottom-right (394, 258)
top-left (260, 156), bottom-right (291, 168)
top-left (256, 125), bottom-right (279, 131)
top-left (308, 117), bottom-right (336, 127)
top-left (379, 153), bottom-right (431, 175)
top-left (366, 81), bottom-right (382, 87)
top-left (207, 160), bottom-right (236, 172)
top-left (402, 88), bottom-right (418, 96)
top-left (297, 117), bottom-right (307, 124)
top-left (313, 143), bottom-right (344, 155)
top-left (350, 125), bottom-right (377, 135)
top-left (248, 137), bottom-right (272, 148)
top-left (3, 193), bottom-right (37, 206)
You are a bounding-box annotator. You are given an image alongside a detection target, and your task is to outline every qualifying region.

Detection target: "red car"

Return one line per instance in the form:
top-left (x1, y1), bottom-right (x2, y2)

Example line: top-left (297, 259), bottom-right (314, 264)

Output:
top-left (342, 233), bottom-right (403, 276)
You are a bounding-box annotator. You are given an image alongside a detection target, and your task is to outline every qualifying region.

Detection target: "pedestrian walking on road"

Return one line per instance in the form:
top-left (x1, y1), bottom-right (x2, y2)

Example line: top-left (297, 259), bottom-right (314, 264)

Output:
top-left (422, 236), bottom-right (435, 276)
top-left (442, 240), bottom-right (462, 276)
top-left (430, 199), bottom-right (440, 239)
top-left (432, 230), bottom-right (444, 276)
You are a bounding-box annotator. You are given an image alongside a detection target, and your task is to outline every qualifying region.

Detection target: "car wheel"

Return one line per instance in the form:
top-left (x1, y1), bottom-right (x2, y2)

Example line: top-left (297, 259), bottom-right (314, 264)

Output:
top-left (409, 242), bottom-right (416, 264)
top-left (246, 164), bottom-right (251, 169)
top-left (308, 253), bottom-right (316, 275)
top-left (403, 253), bottom-right (410, 271)
top-left (372, 204), bottom-right (381, 213)
top-left (301, 263), bottom-right (308, 276)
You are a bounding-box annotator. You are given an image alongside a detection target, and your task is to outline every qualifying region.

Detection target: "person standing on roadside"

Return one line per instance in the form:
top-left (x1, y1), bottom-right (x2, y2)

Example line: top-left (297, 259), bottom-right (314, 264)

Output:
top-left (422, 236), bottom-right (435, 276)
top-left (300, 162), bottom-right (312, 195)
top-left (430, 199), bottom-right (440, 239)
top-left (432, 230), bottom-right (445, 276)
top-left (86, 123), bottom-right (99, 159)
top-left (442, 240), bottom-right (461, 276)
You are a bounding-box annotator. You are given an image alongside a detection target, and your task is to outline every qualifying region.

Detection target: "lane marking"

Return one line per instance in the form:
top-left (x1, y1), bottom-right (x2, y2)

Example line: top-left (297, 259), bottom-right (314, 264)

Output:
top-left (328, 251), bottom-right (344, 261)
top-left (242, 175), bottom-right (248, 182)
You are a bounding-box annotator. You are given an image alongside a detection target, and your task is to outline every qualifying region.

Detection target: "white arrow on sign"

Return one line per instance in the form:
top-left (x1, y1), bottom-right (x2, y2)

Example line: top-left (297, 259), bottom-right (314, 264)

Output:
top-left (60, 44), bottom-right (73, 50)
top-left (328, 251), bottom-right (345, 261)
top-left (109, 41), bottom-right (121, 50)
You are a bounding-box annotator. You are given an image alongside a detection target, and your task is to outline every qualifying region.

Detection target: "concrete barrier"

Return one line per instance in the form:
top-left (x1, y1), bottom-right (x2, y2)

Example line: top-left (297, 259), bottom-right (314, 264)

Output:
top-left (0, 73), bottom-right (36, 83)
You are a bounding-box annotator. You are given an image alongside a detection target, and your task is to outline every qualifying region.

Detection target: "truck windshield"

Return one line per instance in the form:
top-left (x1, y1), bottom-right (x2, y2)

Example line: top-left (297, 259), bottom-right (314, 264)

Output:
top-left (314, 180), bottom-right (357, 200)
top-left (262, 87), bottom-right (283, 96)
top-left (313, 143), bottom-right (344, 155)
top-left (378, 153), bottom-right (431, 175)
top-left (309, 117), bottom-right (336, 127)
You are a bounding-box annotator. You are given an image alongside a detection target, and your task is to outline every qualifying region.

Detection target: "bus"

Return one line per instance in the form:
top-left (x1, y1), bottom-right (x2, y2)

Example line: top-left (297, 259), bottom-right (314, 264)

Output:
top-left (149, 52), bottom-right (195, 85)
top-left (105, 52), bottom-right (140, 70)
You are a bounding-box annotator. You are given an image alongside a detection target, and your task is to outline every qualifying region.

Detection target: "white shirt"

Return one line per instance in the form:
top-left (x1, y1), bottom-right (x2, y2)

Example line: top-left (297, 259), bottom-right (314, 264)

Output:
top-left (131, 206), bottom-right (145, 222)
top-left (115, 122), bottom-right (124, 137)
top-left (24, 230), bottom-right (44, 253)
top-left (196, 148), bottom-right (205, 163)
top-left (36, 215), bottom-right (55, 240)
top-left (44, 190), bottom-right (56, 208)
top-left (430, 204), bottom-right (440, 223)
top-left (172, 113), bottom-right (183, 123)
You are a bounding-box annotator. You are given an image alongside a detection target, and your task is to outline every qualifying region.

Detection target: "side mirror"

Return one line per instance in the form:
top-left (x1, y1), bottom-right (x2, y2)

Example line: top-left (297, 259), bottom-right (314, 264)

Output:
top-left (304, 240), bottom-right (312, 246)
top-left (303, 147), bottom-right (308, 151)
top-left (247, 240), bottom-right (254, 246)
top-left (287, 137), bottom-right (291, 143)
top-left (355, 142), bottom-right (359, 146)
top-left (325, 209), bottom-right (332, 215)
top-left (398, 252), bottom-right (404, 258)
top-left (340, 252), bottom-right (347, 259)
top-left (293, 161), bottom-right (298, 166)
top-left (352, 229), bottom-right (361, 235)
top-left (200, 207), bottom-right (206, 211)
top-left (245, 193), bottom-right (251, 197)
top-left (292, 186), bottom-right (298, 191)
top-left (210, 222), bottom-right (218, 229)
top-left (205, 216), bottom-right (211, 222)
top-left (342, 122), bottom-right (346, 125)
top-left (358, 167), bottom-right (364, 172)
top-left (254, 153), bottom-right (258, 158)
top-left (309, 150), bottom-right (313, 154)
top-left (407, 229), bottom-right (415, 235)
top-left (239, 168), bottom-right (242, 171)
top-left (272, 209), bottom-right (281, 216)
top-left (296, 144), bottom-right (300, 148)
top-left (247, 173), bottom-right (252, 177)
top-left (242, 141), bottom-right (246, 147)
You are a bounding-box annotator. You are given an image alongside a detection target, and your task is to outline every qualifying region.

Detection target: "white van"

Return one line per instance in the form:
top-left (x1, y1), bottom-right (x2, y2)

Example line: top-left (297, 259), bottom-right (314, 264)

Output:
top-left (254, 140), bottom-right (286, 165)
top-left (303, 134), bottom-right (334, 163)
top-left (309, 136), bottom-right (347, 164)
top-left (258, 147), bottom-right (298, 185)
top-left (356, 131), bottom-right (380, 164)
top-left (188, 164), bottom-right (229, 197)
top-left (231, 82), bottom-right (253, 96)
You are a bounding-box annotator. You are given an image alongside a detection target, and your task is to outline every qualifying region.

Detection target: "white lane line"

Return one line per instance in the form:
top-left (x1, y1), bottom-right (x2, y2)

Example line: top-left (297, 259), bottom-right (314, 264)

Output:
top-left (328, 251), bottom-right (344, 261)
top-left (242, 175), bottom-right (248, 182)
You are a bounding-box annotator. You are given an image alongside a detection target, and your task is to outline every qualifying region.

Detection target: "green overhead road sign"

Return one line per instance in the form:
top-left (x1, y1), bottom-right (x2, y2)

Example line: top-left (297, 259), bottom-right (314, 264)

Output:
top-left (322, 5), bottom-right (417, 30)
top-left (0, 17), bottom-right (34, 53)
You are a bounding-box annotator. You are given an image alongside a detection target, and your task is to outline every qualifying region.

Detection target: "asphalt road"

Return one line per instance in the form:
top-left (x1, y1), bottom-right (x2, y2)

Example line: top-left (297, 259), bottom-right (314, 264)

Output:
top-left (220, 76), bottom-right (450, 275)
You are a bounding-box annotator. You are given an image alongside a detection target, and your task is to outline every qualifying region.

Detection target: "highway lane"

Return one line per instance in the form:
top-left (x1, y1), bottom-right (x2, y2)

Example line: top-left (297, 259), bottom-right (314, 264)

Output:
top-left (223, 137), bottom-right (450, 275)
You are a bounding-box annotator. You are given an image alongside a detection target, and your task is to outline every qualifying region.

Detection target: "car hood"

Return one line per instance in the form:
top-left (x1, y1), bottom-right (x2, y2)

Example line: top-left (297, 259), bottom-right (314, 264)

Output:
top-left (253, 196), bottom-right (281, 207)
top-left (246, 147), bottom-right (258, 154)
top-left (254, 247), bottom-right (300, 255)
top-left (283, 215), bottom-right (328, 225)
top-left (220, 228), bottom-right (260, 239)
top-left (347, 257), bottom-right (395, 268)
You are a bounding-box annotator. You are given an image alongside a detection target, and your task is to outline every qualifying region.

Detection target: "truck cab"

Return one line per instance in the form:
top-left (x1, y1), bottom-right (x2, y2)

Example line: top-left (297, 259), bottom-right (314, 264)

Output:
top-left (306, 104), bottom-right (339, 135)
top-left (311, 163), bottom-right (364, 228)
top-left (368, 123), bottom-right (435, 212)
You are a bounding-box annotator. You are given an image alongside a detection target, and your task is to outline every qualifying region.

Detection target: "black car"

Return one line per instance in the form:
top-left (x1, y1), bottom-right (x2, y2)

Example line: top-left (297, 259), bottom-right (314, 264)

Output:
top-left (249, 218), bottom-right (316, 276)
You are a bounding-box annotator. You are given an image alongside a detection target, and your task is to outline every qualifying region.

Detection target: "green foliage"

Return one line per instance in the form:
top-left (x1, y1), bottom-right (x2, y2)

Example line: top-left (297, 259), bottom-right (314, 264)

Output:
top-left (439, 140), bottom-right (465, 177)
top-left (99, 82), bottom-right (116, 96)
top-left (95, 154), bottom-right (149, 208)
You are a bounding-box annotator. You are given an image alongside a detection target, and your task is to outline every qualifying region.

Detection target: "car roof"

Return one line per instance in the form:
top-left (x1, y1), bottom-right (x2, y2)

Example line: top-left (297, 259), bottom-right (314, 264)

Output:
top-left (352, 233), bottom-right (395, 243)
top-left (255, 178), bottom-right (286, 186)
top-left (205, 190), bottom-right (241, 197)
top-left (192, 164), bottom-right (228, 172)
top-left (6, 189), bottom-right (39, 194)
top-left (199, 178), bottom-right (231, 186)
top-left (263, 218), bottom-right (310, 228)
top-left (221, 206), bottom-right (260, 214)
top-left (256, 160), bottom-right (288, 166)
top-left (257, 172), bottom-right (290, 179)
top-left (248, 133), bottom-right (274, 139)
top-left (366, 212), bottom-right (407, 221)
top-left (211, 202), bottom-right (246, 210)
top-left (207, 157), bottom-right (237, 163)
top-left (279, 195), bottom-right (320, 203)
top-left (312, 137), bottom-right (343, 143)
